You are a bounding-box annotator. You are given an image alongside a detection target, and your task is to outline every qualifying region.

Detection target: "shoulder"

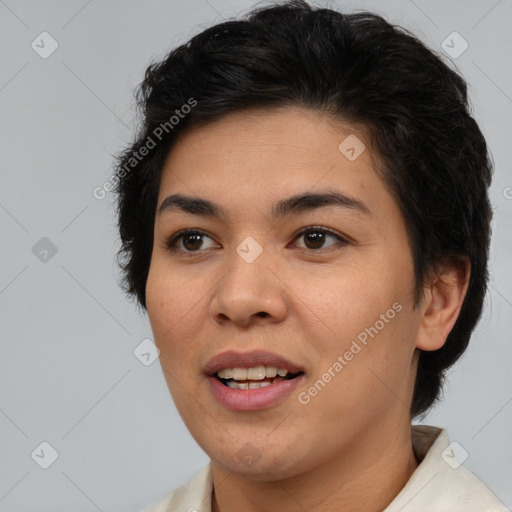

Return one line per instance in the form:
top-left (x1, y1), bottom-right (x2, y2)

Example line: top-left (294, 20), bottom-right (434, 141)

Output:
top-left (140, 463), bottom-right (213, 512)
top-left (385, 425), bottom-right (509, 512)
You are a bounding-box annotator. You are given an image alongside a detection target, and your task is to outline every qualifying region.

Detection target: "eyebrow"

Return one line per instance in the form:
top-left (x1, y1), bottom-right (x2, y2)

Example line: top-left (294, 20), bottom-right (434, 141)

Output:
top-left (158, 189), bottom-right (371, 221)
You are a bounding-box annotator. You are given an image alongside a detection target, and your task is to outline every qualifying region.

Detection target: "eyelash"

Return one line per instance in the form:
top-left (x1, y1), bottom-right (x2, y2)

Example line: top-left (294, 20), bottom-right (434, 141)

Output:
top-left (163, 226), bottom-right (349, 257)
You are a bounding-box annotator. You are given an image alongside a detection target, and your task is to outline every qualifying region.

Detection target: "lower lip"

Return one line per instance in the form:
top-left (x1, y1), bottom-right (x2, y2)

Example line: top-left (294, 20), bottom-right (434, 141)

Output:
top-left (207, 374), bottom-right (305, 411)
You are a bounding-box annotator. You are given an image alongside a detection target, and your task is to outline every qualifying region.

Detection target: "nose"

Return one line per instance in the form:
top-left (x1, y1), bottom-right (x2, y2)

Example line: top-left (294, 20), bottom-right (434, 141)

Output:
top-left (209, 246), bottom-right (288, 327)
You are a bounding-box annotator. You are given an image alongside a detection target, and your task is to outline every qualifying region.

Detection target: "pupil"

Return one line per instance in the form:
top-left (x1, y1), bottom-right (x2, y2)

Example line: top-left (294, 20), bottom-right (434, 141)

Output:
top-left (305, 231), bottom-right (324, 249)
top-left (184, 233), bottom-right (202, 250)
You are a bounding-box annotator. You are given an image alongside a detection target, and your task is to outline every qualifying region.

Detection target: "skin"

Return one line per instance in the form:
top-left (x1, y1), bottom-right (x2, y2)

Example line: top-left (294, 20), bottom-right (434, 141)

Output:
top-left (145, 106), bottom-right (470, 512)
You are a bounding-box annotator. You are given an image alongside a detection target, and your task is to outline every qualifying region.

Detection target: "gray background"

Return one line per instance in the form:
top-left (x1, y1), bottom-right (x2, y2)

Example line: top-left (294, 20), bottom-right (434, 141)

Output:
top-left (1, 0), bottom-right (510, 510)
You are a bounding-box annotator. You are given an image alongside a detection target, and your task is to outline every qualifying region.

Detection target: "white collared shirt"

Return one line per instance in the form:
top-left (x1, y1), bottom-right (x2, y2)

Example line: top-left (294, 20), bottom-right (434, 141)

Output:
top-left (141, 425), bottom-right (509, 512)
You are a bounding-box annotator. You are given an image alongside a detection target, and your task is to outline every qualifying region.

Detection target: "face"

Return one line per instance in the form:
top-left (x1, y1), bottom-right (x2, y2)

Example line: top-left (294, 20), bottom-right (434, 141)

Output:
top-left (146, 107), bottom-right (423, 479)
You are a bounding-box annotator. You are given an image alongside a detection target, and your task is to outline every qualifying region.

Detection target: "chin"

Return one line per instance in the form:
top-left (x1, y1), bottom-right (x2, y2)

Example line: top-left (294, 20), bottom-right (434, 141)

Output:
top-left (215, 452), bottom-right (306, 481)
top-left (204, 433), bottom-right (309, 479)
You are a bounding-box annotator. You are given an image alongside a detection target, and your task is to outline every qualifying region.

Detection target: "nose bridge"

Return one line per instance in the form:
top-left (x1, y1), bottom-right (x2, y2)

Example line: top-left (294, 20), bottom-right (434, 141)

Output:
top-left (224, 235), bottom-right (273, 302)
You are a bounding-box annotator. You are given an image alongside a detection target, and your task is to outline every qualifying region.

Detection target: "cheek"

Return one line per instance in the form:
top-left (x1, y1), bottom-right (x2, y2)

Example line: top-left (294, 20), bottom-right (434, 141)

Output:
top-left (146, 265), bottom-right (206, 415)
top-left (145, 267), bottom-right (170, 340)
top-left (301, 261), bottom-right (404, 341)
top-left (302, 308), bottom-right (419, 431)
top-left (145, 261), bottom-right (200, 362)
top-left (304, 251), bottom-right (417, 378)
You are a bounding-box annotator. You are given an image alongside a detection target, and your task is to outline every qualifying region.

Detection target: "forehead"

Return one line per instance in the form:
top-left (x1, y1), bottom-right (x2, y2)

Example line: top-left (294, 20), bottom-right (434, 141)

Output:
top-left (157, 107), bottom-right (396, 223)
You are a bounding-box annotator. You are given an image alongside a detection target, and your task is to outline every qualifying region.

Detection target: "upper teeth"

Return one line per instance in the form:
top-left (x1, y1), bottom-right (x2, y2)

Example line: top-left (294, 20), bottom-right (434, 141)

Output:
top-left (217, 366), bottom-right (289, 380)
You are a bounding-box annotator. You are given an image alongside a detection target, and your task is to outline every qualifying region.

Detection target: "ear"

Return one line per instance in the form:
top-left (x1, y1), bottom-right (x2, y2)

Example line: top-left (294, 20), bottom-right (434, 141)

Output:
top-left (416, 256), bottom-right (471, 351)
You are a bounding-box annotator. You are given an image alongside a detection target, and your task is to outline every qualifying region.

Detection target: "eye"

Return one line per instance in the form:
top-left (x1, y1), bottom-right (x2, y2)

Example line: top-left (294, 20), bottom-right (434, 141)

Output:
top-left (164, 229), bottom-right (217, 253)
top-left (163, 226), bottom-right (349, 256)
top-left (291, 226), bottom-right (349, 251)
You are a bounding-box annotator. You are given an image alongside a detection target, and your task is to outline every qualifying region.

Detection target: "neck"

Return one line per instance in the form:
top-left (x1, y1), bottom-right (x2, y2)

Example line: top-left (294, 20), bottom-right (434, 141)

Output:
top-left (211, 419), bottom-right (418, 512)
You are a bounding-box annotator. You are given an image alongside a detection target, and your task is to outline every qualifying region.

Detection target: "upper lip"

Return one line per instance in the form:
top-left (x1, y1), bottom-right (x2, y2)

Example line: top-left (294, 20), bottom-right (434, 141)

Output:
top-left (204, 350), bottom-right (305, 376)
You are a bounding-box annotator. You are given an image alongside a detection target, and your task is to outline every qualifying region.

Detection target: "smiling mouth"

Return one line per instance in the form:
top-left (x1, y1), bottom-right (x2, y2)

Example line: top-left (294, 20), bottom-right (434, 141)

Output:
top-left (215, 365), bottom-right (304, 390)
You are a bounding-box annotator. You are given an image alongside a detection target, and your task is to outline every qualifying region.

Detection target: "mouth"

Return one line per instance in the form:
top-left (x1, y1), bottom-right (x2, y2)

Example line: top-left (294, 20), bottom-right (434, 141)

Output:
top-left (215, 365), bottom-right (304, 390)
top-left (204, 350), bottom-right (306, 411)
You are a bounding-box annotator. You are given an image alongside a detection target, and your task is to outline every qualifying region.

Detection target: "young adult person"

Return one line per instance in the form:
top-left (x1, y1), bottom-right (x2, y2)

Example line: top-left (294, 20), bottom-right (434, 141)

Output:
top-left (113, 1), bottom-right (507, 510)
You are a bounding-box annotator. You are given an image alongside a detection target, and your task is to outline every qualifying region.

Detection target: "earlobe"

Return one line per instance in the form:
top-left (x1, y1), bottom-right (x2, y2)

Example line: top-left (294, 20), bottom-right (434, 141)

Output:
top-left (416, 257), bottom-right (471, 352)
